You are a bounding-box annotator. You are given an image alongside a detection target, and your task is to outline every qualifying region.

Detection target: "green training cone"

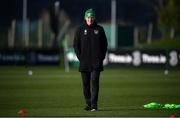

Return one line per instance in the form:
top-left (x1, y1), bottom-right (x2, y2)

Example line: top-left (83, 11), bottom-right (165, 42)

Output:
top-left (143, 102), bottom-right (163, 108)
top-left (144, 102), bottom-right (180, 109)
top-left (163, 104), bottom-right (180, 109)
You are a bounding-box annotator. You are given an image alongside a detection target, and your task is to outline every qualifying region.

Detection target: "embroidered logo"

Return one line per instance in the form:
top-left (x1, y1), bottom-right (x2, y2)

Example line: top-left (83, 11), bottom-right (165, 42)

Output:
top-left (84, 29), bottom-right (87, 35)
top-left (94, 30), bottom-right (99, 34)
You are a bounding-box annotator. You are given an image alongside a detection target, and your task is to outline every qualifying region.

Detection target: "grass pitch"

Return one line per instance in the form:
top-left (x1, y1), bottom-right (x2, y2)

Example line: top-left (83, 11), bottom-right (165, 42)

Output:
top-left (0, 66), bottom-right (180, 117)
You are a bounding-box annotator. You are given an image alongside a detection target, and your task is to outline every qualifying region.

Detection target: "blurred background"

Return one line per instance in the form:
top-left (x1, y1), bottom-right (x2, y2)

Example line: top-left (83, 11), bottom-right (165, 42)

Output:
top-left (0, 0), bottom-right (180, 68)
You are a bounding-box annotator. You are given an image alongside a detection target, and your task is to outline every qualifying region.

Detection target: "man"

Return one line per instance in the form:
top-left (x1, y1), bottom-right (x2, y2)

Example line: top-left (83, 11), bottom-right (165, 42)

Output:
top-left (73, 8), bottom-right (108, 111)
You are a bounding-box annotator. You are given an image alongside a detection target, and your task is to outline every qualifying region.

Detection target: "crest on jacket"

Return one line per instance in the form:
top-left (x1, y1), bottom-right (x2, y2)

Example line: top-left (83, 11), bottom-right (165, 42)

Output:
top-left (94, 30), bottom-right (99, 34)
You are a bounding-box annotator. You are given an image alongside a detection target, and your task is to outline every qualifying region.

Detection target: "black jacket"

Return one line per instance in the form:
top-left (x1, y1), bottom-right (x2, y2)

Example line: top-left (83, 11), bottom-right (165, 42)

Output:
top-left (73, 21), bottom-right (108, 72)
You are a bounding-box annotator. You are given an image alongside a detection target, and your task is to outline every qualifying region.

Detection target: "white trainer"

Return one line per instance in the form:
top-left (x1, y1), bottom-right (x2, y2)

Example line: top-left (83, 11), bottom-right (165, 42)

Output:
top-left (91, 109), bottom-right (97, 111)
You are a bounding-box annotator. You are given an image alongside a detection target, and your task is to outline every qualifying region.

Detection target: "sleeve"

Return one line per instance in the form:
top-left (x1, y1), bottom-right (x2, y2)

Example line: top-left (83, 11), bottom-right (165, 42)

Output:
top-left (73, 28), bottom-right (81, 60)
top-left (101, 28), bottom-right (108, 60)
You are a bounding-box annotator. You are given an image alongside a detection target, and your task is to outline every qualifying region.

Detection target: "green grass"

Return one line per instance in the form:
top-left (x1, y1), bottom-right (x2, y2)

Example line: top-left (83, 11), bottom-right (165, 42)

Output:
top-left (0, 66), bottom-right (180, 117)
top-left (142, 37), bottom-right (180, 49)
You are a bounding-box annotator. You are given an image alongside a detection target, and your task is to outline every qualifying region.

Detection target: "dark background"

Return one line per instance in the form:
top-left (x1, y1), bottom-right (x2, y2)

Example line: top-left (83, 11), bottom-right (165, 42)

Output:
top-left (0, 0), bottom-right (160, 29)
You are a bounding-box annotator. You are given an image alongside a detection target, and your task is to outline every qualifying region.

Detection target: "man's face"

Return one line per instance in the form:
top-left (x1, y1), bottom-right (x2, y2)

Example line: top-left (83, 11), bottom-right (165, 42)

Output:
top-left (85, 16), bottom-right (94, 26)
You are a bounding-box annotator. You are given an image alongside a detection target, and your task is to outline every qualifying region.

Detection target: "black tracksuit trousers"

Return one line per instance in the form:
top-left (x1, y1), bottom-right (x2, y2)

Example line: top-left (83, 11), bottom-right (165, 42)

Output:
top-left (81, 70), bottom-right (100, 109)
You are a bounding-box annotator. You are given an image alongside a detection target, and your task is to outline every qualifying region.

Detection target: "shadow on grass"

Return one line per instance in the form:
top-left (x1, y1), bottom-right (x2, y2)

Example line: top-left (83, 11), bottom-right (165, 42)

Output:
top-left (98, 107), bottom-right (144, 112)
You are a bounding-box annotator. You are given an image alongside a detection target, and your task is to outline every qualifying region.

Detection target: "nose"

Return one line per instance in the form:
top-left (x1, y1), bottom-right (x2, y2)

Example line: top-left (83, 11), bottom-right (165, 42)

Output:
top-left (89, 18), bottom-right (93, 22)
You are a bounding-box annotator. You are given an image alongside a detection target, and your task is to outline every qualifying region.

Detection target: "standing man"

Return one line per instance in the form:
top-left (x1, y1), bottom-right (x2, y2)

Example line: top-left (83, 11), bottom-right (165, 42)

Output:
top-left (73, 8), bottom-right (108, 111)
